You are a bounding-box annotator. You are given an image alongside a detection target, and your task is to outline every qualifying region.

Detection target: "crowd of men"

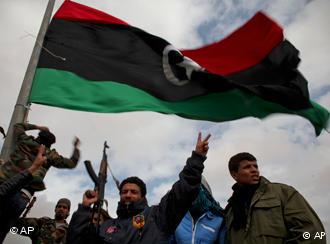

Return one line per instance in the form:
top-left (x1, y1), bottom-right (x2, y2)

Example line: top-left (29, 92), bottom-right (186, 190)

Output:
top-left (0, 123), bottom-right (326, 244)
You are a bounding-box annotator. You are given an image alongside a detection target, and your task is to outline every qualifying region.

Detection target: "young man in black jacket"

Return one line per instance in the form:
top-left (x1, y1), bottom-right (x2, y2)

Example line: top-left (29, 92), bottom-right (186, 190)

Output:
top-left (67, 132), bottom-right (211, 244)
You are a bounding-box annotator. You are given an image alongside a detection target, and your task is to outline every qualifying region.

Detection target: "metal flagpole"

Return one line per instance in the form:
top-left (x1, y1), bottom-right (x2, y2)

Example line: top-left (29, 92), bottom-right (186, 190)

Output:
top-left (0, 0), bottom-right (56, 161)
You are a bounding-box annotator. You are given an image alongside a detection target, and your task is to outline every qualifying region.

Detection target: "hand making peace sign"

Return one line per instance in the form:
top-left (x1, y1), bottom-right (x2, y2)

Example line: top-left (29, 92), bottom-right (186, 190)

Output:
top-left (195, 132), bottom-right (211, 157)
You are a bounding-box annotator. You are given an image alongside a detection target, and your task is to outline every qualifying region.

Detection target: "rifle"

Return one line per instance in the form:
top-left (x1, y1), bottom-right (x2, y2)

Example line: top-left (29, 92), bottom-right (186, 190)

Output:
top-left (84, 141), bottom-right (109, 229)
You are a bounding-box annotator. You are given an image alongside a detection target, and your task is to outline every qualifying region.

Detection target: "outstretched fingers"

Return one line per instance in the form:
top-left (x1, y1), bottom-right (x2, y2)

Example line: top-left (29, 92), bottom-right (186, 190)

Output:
top-left (195, 132), bottom-right (211, 156)
top-left (203, 133), bottom-right (211, 142)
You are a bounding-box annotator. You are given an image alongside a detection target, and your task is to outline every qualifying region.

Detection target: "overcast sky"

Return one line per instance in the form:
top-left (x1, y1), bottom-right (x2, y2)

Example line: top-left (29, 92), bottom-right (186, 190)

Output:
top-left (1, 0), bottom-right (329, 243)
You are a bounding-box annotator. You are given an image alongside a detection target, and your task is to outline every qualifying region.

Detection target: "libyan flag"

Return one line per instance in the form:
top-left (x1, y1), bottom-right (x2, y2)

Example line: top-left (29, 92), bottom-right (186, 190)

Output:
top-left (29, 1), bottom-right (329, 135)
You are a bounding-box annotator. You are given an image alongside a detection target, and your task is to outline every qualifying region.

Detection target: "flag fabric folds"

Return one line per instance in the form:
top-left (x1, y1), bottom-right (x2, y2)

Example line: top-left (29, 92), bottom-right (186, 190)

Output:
top-left (29, 1), bottom-right (329, 135)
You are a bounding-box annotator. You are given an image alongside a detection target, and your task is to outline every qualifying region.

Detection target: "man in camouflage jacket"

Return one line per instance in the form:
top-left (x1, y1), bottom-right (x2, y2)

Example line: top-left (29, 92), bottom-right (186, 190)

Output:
top-left (16, 198), bottom-right (71, 244)
top-left (0, 123), bottom-right (80, 192)
top-left (0, 123), bottom-right (80, 242)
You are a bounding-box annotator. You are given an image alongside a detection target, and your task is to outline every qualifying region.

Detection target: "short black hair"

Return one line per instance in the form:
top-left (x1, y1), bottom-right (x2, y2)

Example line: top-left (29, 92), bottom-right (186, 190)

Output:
top-left (119, 176), bottom-right (146, 197)
top-left (38, 131), bottom-right (56, 148)
top-left (228, 152), bottom-right (257, 172)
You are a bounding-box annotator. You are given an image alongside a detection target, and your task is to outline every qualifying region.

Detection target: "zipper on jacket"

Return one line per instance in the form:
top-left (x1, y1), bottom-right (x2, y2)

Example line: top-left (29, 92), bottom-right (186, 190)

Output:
top-left (189, 212), bottom-right (207, 244)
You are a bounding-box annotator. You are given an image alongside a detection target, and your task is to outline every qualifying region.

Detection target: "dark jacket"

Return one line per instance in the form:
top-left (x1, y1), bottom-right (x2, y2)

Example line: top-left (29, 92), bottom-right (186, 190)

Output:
top-left (67, 151), bottom-right (205, 244)
top-left (0, 170), bottom-right (32, 200)
top-left (225, 176), bottom-right (326, 244)
top-left (0, 170), bottom-right (33, 242)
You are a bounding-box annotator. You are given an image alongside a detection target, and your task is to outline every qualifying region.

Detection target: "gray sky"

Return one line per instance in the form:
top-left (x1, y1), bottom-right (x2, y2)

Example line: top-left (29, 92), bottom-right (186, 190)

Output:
top-left (1, 0), bottom-right (329, 243)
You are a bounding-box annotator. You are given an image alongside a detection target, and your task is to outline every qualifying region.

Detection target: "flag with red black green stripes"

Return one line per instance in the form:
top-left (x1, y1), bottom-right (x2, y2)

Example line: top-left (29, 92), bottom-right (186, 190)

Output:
top-left (29, 1), bottom-right (329, 135)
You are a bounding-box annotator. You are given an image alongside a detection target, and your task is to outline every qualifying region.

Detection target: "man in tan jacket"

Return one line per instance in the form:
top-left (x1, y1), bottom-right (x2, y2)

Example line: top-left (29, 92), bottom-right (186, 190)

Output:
top-left (225, 152), bottom-right (326, 244)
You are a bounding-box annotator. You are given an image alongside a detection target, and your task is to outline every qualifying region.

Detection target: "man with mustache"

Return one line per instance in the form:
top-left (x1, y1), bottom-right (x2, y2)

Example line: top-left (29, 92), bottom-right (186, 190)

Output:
top-left (16, 198), bottom-right (71, 244)
top-left (68, 132), bottom-right (211, 244)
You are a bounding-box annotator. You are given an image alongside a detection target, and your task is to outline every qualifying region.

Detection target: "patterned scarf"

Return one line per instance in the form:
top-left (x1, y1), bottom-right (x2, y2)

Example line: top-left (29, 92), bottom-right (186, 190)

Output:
top-left (190, 185), bottom-right (223, 220)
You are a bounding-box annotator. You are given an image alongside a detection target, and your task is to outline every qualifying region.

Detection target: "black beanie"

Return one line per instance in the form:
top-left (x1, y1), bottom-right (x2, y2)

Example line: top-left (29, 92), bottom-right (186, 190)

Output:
top-left (38, 131), bottom-right (56, 148)
top-left (119, 176), bottom-right (147, 197)
top-left (56, 198), bottom-right (71, 210)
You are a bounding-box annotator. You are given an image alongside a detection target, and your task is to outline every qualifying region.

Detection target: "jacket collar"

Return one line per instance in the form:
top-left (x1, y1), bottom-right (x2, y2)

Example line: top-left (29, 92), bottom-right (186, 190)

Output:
top-left (226, 176), bottom-right (270, 228)
top-left (228, 176), bottom-right (269, 202)
top-left (250, 176), bottom-right (269, 206)
top-left (116, 198), bottom-right (148, 218)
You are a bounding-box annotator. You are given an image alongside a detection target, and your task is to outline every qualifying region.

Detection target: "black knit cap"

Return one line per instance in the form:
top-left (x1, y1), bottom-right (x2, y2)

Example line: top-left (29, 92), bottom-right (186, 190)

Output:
top-left (119, 176), bottom-right (147, 197)
top-left (56, 198), bottom-right (71, 210)
top-left (38, 131), bottom-right (56, 148)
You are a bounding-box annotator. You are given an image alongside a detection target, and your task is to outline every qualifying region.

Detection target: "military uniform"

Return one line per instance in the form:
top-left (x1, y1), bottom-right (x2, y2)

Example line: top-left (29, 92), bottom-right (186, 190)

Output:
top-left (16, 217), bottom-right (68, 244)
top-left (0, 123), bottom-right (79, 242)
top-left (0, 123), bottom-right (79, 192)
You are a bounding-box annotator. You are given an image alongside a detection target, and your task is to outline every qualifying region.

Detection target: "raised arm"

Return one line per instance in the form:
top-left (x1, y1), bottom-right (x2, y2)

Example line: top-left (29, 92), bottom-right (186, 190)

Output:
top-left (0, 145), bottom-right (46, 198)
top-left (156, 132), bottom-right (211, 234)
top-left (13, 123), bottom-right (48, 141)
top-left (47, 137), bottom-right (80, 169)
top-left (67, 190), bottom-right (99, 244)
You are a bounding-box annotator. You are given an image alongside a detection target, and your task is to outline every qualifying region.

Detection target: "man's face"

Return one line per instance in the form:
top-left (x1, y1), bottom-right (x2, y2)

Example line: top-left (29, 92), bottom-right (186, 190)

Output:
top-left (54, 203), bottom-right (70, 220)
top-left (120, 183), bottom-right (142, 204)
top-left (231, 160), bottom-right (260, 185)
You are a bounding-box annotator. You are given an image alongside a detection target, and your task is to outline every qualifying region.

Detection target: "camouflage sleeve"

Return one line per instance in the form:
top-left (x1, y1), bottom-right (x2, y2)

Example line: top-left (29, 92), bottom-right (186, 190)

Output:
top-left (13, 123), bottom-right (38, 142)
top-left (16, 217), bottom-right (41, 238)
top-left (47, 148), bottom-right (80, 169)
